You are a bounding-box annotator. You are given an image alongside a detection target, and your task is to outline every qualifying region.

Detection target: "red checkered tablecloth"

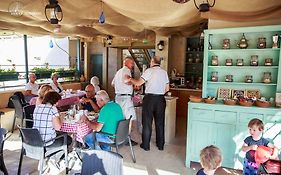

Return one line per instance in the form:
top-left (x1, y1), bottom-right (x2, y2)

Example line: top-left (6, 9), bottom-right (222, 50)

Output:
top-left (60, 122), bottom-right (92, 143)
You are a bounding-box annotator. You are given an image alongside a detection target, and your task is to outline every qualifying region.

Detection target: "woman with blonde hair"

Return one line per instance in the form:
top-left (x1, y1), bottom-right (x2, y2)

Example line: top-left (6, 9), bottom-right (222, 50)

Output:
top-left (36, 84), bottom-right (52, 105)
top-left (90, 76), bottom-right (101, 92)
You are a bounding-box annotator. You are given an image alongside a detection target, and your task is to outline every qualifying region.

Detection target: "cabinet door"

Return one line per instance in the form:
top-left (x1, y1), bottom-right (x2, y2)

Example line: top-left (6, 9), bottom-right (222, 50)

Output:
top-left (215, 123), bottom-right (236, 168)
top-left (264, 113), bottom-right (281, 152)
top-left (188, 120), bottom-right (215, 161)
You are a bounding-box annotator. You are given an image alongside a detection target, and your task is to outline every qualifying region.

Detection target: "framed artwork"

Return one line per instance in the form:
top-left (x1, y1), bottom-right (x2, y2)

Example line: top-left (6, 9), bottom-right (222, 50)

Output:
top-left (246, 89), bottom-right (261, 99)
top-left (218, 88), bottom-right (232, 99)
top-left (232, 89), bottom-right (246, 98)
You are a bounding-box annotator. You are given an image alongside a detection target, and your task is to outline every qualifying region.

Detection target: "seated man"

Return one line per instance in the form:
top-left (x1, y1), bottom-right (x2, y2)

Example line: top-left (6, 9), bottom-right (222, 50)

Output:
top-left (82, 90), bottom-right (124, 151)
top-left (25, 73), bottom-right (39, 102)
top-left (79, 84), bottom-right (99, 112)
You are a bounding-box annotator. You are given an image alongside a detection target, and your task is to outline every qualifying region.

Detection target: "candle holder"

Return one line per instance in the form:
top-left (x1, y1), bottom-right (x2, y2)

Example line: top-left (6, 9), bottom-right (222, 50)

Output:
top-left (272, 34), bottom-right (279, 48)
top-left (222, 39), bottom-right (230, 49)
top-left (225, 59), bottom-right (233, 66)
top-left (211, 55), bottom-right (218, 66)
top-left (264, 58), bottom-right (273, 66)
top-left (236, 59), bottom-right (244, 66)
top-left (211, 72), bottom-right (218, 82)
top-left (250, 55), bottom-right (259, 66)
top-left (257, 37), bottom-right (266, 49)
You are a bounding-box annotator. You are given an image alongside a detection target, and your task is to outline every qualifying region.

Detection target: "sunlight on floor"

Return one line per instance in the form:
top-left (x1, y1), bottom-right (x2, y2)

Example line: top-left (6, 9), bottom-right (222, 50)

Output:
top-left (123, 165), bottom-right (148, 175)
top-left (4, 140), bottom-right (22, 151)
top-left (156, 168), bottom-right (180, 175)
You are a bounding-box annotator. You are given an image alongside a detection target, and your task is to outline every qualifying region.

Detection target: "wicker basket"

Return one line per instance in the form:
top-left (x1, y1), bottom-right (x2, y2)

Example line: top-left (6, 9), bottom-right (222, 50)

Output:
top-left (189, 96), bottom-right (202, 103)
top-left (204, 98), bottom-right (216, 104)
top-left (256, 100), bottom-right (271, 108)
top-left (223, 99), bottom-right (237, 105)
top-left (239, 100), bottom-right (254, 107)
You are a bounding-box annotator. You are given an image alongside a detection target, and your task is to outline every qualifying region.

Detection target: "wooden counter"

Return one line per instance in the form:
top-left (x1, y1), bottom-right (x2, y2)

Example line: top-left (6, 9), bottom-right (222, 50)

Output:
top-left (170, 88), bottom-right (202, 136)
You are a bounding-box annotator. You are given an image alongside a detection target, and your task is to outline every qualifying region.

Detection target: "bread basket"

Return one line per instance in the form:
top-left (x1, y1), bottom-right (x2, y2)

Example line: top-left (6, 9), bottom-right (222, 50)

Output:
top-left (204, 98), bottom-right (216, 104)
top-left (255, 100), bottom-right (271, 108)
top-left (189, 96), bottom-right (202, 103)
top-left (223, 99), bottom-right (237, 105)
top-left (239, 100), bottom-right (254, 107)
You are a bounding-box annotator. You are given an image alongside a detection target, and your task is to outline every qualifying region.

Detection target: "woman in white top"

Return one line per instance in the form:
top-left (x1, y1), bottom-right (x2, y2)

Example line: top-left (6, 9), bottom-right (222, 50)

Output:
top-left (50, 72), bottom-right (63, 93)
top-left (90, 76), bottom-right (101, 92)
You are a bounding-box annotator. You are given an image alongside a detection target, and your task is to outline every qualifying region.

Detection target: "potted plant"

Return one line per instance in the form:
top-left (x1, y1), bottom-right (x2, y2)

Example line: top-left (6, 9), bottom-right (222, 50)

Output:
top-left (31, 67), bottom-right (54, 79)
top-left (0, 68), bottom-right (19, 81)
top-left (55, 68), bottom-right (76, 78)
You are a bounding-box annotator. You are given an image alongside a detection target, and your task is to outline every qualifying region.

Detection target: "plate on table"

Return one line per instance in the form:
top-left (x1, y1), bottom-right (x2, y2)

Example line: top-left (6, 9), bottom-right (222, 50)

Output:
top-left (87, 112), bottom-right (98, 121)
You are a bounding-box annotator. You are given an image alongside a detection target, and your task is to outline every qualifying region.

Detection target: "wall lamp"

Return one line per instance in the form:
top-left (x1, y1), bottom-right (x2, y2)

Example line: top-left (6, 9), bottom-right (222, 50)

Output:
top-left (45, 0), bottom-right (63, 24)
top-left (157, 40), bottom-right (165, 51)
top-left (106, 35), bottom-right (113, 45)
top-left (194, 0), bottom-right (215, 12)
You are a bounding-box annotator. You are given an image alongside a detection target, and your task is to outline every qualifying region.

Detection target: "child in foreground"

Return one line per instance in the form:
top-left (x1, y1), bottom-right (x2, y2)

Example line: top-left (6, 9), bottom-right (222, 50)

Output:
top-left (242, 118), bottom-right (278, 175)
top-left (196, 145), bottom-right (222, 175)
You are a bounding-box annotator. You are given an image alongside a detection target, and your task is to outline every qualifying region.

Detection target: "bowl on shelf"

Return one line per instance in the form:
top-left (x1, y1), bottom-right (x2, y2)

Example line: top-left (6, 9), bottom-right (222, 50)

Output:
top-left (239, 100), bottom-right (254, 107)
top-left (204, 98), bottom-right (216, 104)
top-left (223, 99), bottom-right (237, 105)
top-left (255, 100), bottom-right (271, 108)
top-left (189, 96), bottom-right (202, 103)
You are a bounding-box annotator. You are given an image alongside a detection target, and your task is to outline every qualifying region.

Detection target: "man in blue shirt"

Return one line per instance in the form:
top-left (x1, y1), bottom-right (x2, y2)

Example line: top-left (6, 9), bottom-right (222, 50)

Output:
top-left (80, 84), bottom-right (99, 112)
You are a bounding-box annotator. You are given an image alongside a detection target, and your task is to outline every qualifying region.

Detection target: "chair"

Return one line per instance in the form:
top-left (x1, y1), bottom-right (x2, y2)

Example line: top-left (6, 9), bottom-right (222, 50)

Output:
top-left (0, 128), bottom-right (8, 175)
top-left (94, 116), bottom-right (136, 163)
top-left (11, 95), bottom-right (28, 133)
top-left (17, 127), bottom-right (68, 175)
top-left (79, 150), bottom-right (123, 175)
top-left (258, 159), bottom-right (281, 174)
top-left (13, 91), bottom-right (28, 106)
top-left (23, 105), bottom-right (35, 128)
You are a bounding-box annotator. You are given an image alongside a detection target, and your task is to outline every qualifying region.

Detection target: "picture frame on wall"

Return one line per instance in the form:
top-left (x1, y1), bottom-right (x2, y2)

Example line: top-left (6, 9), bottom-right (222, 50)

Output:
top-left (232, 89), bottom-right (246, 98)
top-left (246, 89), bottom-right (261, 99)
top-left (218, 88), bottom-right (232, 99)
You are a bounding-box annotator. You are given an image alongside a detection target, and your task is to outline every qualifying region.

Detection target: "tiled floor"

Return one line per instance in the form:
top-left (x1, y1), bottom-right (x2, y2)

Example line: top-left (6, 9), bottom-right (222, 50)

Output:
top-left (2, 118), bottom-right (242, 175)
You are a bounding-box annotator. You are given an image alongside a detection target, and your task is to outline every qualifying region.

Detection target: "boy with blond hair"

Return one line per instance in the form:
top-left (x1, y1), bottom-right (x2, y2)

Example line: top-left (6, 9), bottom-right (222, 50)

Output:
top-left (242, 118), bottom-right (278, 175)
top-left (196, 145), bottom-right (222, 175)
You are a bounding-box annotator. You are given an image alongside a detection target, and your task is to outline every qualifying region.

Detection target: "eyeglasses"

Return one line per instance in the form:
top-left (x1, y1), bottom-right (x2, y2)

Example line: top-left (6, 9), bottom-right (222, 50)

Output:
top-left (85, 90), bottom-right (93, 93)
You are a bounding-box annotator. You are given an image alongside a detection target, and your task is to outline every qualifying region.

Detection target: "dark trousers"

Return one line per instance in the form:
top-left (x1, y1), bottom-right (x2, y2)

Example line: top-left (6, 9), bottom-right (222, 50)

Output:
top-left (141, 94), bottom-right (166, 149)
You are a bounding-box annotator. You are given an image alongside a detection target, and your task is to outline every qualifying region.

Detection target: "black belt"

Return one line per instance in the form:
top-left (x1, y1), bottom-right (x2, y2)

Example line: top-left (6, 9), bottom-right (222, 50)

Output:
top-left (145, 93), bottom-right (164, 96)
top-left (117, 94), bottom-right (132, 96)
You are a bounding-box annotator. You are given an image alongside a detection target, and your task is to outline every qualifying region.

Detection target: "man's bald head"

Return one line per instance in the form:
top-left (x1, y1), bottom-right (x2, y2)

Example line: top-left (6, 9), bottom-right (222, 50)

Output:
top-left (85, 84), bottom-right (95, 98)
top-left (123, 56), bottom-right (134, 70)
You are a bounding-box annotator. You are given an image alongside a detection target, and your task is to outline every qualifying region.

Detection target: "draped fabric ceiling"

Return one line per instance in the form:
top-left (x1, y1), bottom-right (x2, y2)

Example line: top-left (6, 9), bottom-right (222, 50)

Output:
top-left (0, 0), bottom-right (281, 41)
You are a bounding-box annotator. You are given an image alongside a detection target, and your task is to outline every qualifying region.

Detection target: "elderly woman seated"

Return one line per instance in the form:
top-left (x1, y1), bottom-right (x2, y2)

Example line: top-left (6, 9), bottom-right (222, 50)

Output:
top-left (50, 73), bottom-right (63, 93)
top-left (90, 76), bottom-right (101, 92)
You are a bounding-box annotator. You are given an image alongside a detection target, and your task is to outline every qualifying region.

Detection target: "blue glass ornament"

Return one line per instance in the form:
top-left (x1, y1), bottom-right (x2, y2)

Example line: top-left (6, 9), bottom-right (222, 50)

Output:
top-left (49, 39), bottom-right (53, 48)
top-left (99, 11), bottom-right (105, 24)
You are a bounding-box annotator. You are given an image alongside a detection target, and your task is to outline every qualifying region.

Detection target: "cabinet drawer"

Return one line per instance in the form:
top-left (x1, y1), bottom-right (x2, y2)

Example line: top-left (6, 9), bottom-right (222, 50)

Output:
top-left (264, 113), bottom-right (281, 123)
top-left (239, 113), bottom-right (264, 123)
top-left (191, 108), bottom-right (214, 121)
top-left (215, 111), bottom-right (237, 124)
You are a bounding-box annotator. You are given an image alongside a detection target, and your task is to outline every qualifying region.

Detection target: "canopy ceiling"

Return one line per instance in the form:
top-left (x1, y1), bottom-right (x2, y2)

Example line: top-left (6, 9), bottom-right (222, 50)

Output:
top-left (0, 0), bottom-right (280, 40)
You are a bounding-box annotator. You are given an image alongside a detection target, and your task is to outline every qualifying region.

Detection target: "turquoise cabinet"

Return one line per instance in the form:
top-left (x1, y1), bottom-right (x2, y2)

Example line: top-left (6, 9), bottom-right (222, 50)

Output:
top-left (186, 102), bottom-right (281, 170)
top-left (202, 25), bottom-right (281, 98)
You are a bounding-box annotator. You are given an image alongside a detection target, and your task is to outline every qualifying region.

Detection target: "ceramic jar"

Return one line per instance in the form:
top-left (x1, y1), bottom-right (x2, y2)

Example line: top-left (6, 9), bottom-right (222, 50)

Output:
top-left (225, 75), bottom-right (233, 82)
top-left (257, 37), bottom-right (266, 49)
top-left (187, 53), bottom-right (193, 63)
top-left (250, 55), bottom-right (259, 66)
top-left (264, 58), bottom-right (273, 66)
top-left (225, 59), bottom-right (233, 66)
top-left (236, 59), bottom-right (244, 66)
top-left (222, 39), bottom-right (230, 49)
top-left (211, 55), bottom-right (218, 66)
top-left (245, 75), bottom-right (253, 83)
top-left (195, 54), bottom-right (200, 63)
top-left (211, 72), bottom-right (218, 82)
top-left (263, 72), bottom-right (272, 83)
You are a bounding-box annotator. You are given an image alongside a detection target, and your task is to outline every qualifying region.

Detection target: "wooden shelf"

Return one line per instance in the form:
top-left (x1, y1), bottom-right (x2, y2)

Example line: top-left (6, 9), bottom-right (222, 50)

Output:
top-left (208, 66), bottom-right (279, 69)
top-left (209, 48), bottom-right (280, 52)
top-left (207, 81), bottom-right (277, 86)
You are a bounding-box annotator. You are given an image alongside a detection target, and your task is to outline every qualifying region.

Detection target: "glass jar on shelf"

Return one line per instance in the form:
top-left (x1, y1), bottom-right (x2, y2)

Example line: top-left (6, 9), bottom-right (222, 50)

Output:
top-left (211, 55), bottom-right (218, 66)
top-left (245, 75), bottom-right (253, 83)
top-left (236, 59), bottom-right (244, 66)
top-left (262, 72), bottom-right (272, 83)
top-left (195, 53), bottom-right (200, 63)
top-left (250, 55), bottom-right (259, 66)
top-left (225, 75), bottom-right (233, 82)
top-left (225, 58), bottom-right (233, 66)
top-left (257, 37), bottom-right (266, 49)
top-left (222, 39), bottom-right (230, 49)
top-left (211, 72), bottom-right (218, 82)
top-left (264, 58), bottom-right (273, 66)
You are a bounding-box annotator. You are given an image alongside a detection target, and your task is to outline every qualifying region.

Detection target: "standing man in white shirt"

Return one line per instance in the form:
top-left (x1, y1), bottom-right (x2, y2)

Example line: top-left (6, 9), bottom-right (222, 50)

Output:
top-left (112, 56), bottom-right (138, 146)
top-left (129, 56), bottom-right (169, 151)
top-left (25, 73), bottom-right (39, 101)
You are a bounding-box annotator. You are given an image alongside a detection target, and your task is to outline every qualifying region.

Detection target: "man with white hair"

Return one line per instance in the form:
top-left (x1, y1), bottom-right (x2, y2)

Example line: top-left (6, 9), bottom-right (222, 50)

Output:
top-left (25, 73), bottom-right (39, 101)
top-left (82, 90), bottom-right (124, 151)
top-left (112, 56), bottom-right (138, 146)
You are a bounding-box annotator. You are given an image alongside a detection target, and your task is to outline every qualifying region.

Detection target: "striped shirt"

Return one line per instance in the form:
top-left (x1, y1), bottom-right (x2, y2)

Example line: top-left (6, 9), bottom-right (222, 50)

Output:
top-left (33, 103), bottom-right (60, 146)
